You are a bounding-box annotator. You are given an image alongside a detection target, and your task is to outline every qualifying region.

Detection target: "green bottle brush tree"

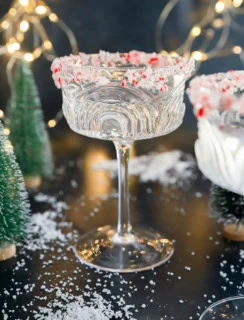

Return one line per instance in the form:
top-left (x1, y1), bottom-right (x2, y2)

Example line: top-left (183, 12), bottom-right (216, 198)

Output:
top-left (0, 121), bottom-right (30, 260)
top-left (210, 184), bottom-right (244, 241)
top-left (6, 60), bottom-right (53, 188)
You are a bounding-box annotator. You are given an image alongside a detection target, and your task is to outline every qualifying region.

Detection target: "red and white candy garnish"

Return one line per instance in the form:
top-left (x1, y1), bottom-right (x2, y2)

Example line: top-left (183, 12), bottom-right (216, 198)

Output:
top-left (51, 50), bottom-right (194, 92)
top-left (187, 70), bottom-right (244, 118)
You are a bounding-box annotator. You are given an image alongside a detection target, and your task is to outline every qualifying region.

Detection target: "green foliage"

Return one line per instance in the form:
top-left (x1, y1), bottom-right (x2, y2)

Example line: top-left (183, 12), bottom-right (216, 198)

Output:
top-left (210, 184), bottom-right (244, 222)
top-left (6, 60), bottom-right (53, 178)
top-left (0, 121), bottom-right (30, 247)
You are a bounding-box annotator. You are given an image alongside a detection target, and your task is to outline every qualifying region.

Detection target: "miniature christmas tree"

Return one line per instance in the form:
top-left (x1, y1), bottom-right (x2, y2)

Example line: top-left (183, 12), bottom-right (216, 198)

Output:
top-left (0, 121), bottom-right (30, 260)
top-left (210, 184), bottom-right (244, 241)
top-left (6, 60), bottom-right (53, 188)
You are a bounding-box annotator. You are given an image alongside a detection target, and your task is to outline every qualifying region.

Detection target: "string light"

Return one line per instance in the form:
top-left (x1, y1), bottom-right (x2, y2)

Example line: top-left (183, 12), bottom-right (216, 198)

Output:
top-left (16, 32), bottom-right (24, 42)
top-left (47, 110), bottom-right (63, 129)
top-left (1, 21), bottom-right (9, 29)
top-left (24, 52), bottom-right (34, 62)
top-left (43, 40), bottom-right (52, 50)
top-left (4, 128), bottom-right (10, 136)
top-left (191, 26), bottom-right (201, 37)
top-left (212, 18), bottom-right (224, 28)
top-left (7, 39), bottom-right (21, 54)
top-left (49, 13), bottom-right (58, 22)
top-left (0, 110), bottom-right (4, 119)
top-left (192, 51), bottom-right (207, 61)
top-left (19, 0), bottom-right (29, 6)
top-left (47, 119), bottom-right (57, 128)
top-left (232, 45), bottom-right (242, 54)
top-left (215, 1), bottom-right (226, 13)
top-left (19, 20), bottom-right (29, 32)
top-left (35, 5), bottom-right (48, 15)
top-left (233, 0), bottom-right (243, 7)
top-left (156, 0), bottom-right (244, 67)
top-left (0, 0), bottom-right (78, 62)
top-left (9, 8), bottom-right (17, 16)
top-left (0, 0), bottom-right (79, 129)
top-left (169, 51), bottom-right (179, 57)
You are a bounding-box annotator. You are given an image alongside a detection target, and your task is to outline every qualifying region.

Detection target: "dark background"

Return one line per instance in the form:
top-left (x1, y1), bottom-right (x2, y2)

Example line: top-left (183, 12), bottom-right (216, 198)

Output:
top-left (0, 0), bottom-right (243, 124)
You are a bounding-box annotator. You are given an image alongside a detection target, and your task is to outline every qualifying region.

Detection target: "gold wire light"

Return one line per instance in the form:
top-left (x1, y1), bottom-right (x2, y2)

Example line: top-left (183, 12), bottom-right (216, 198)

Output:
top-left (155, 0), bottom-right (244, 67)
top-left (0, 0), bottom-right (79, 128)
top-left (0, 0), bottom-right (78, 62)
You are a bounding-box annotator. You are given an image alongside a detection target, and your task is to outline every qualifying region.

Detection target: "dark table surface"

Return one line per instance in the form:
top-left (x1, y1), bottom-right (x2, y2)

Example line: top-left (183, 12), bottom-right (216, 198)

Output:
top-left (0, 0), bottom-right (244, 318)
top-left (0, 117), bottom-right (243, 320)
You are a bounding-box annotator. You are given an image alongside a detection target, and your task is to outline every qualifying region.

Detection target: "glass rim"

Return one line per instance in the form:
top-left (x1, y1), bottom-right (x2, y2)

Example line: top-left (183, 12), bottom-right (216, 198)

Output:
top-left (61, 64), bottom-right (182, 71)
top-left (200, 296), bottom-right (244, 319)
top-left (187, 70), bottom-right (244, 119)
top-left (52, 52), bottom-right (194, 72)
top-left (51, 51), bottom-right (195, 89)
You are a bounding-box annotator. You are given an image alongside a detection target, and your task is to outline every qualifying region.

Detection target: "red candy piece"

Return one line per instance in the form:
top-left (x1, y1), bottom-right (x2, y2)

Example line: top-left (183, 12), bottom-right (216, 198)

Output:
top-left (197, 107), bottom-right (205, 118)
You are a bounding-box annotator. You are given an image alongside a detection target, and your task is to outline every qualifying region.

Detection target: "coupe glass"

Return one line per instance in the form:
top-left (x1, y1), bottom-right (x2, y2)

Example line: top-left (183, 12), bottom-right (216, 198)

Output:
top-left (52, 51), bottom-right (194, 272)
top-left (187, 71), bottom-right (244, 197)
top-left (188, 71), bottom-right (244, 242)
top-left (188, 71), bottom-right (244, 317)
top-left (199, 296), bottom-right (244, 320)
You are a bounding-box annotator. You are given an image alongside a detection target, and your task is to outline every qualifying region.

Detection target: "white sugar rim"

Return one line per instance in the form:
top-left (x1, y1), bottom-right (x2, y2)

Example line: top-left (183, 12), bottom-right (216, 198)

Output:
top-left (52, 51), bottom-right (193, 69)
top-left (187, 70), bottom-right (244, 118)
top-left (51, 50), bottom-right (195, 89)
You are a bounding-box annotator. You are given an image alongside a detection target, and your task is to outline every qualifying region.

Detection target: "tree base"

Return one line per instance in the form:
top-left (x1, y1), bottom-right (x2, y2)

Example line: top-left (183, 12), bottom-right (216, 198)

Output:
top-left (24, 176), bottom-right (41, 189)
top-left (0, 244), bottom-right (16, 261)
top-left (223, 223), bottom-right (244, 242)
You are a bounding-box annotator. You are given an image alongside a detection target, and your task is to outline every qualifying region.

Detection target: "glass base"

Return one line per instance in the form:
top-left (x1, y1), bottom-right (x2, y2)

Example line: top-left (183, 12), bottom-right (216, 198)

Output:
top-left (200, 296), bottom-right (244, 320)
top-left (76, 225), bottom-right (174, 272)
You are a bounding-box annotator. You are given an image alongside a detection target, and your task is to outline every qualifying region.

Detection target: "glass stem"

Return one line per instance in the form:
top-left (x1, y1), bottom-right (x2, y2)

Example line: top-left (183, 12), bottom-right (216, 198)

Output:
top-left (114, 141), bottom-right (132, 239)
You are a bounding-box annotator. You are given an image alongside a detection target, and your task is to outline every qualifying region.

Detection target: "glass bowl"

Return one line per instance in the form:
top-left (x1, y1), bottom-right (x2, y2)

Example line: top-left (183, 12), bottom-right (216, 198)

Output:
top-left (199, 296), bottom-right (244, 320)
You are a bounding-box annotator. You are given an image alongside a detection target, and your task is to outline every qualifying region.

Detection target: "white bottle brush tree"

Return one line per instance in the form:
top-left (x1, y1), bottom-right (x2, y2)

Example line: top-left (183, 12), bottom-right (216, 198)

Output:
top-left (0, 121), bottom-right (30, 260)
top-left (6, 60), bottom-right (54, 188)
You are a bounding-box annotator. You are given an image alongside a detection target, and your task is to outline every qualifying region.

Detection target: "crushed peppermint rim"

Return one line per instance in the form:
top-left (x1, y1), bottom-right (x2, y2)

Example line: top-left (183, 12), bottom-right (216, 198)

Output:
top-left (51, 50), bottom-right (194, 91)
top-left (187, 70), bottom-right (244, 118)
